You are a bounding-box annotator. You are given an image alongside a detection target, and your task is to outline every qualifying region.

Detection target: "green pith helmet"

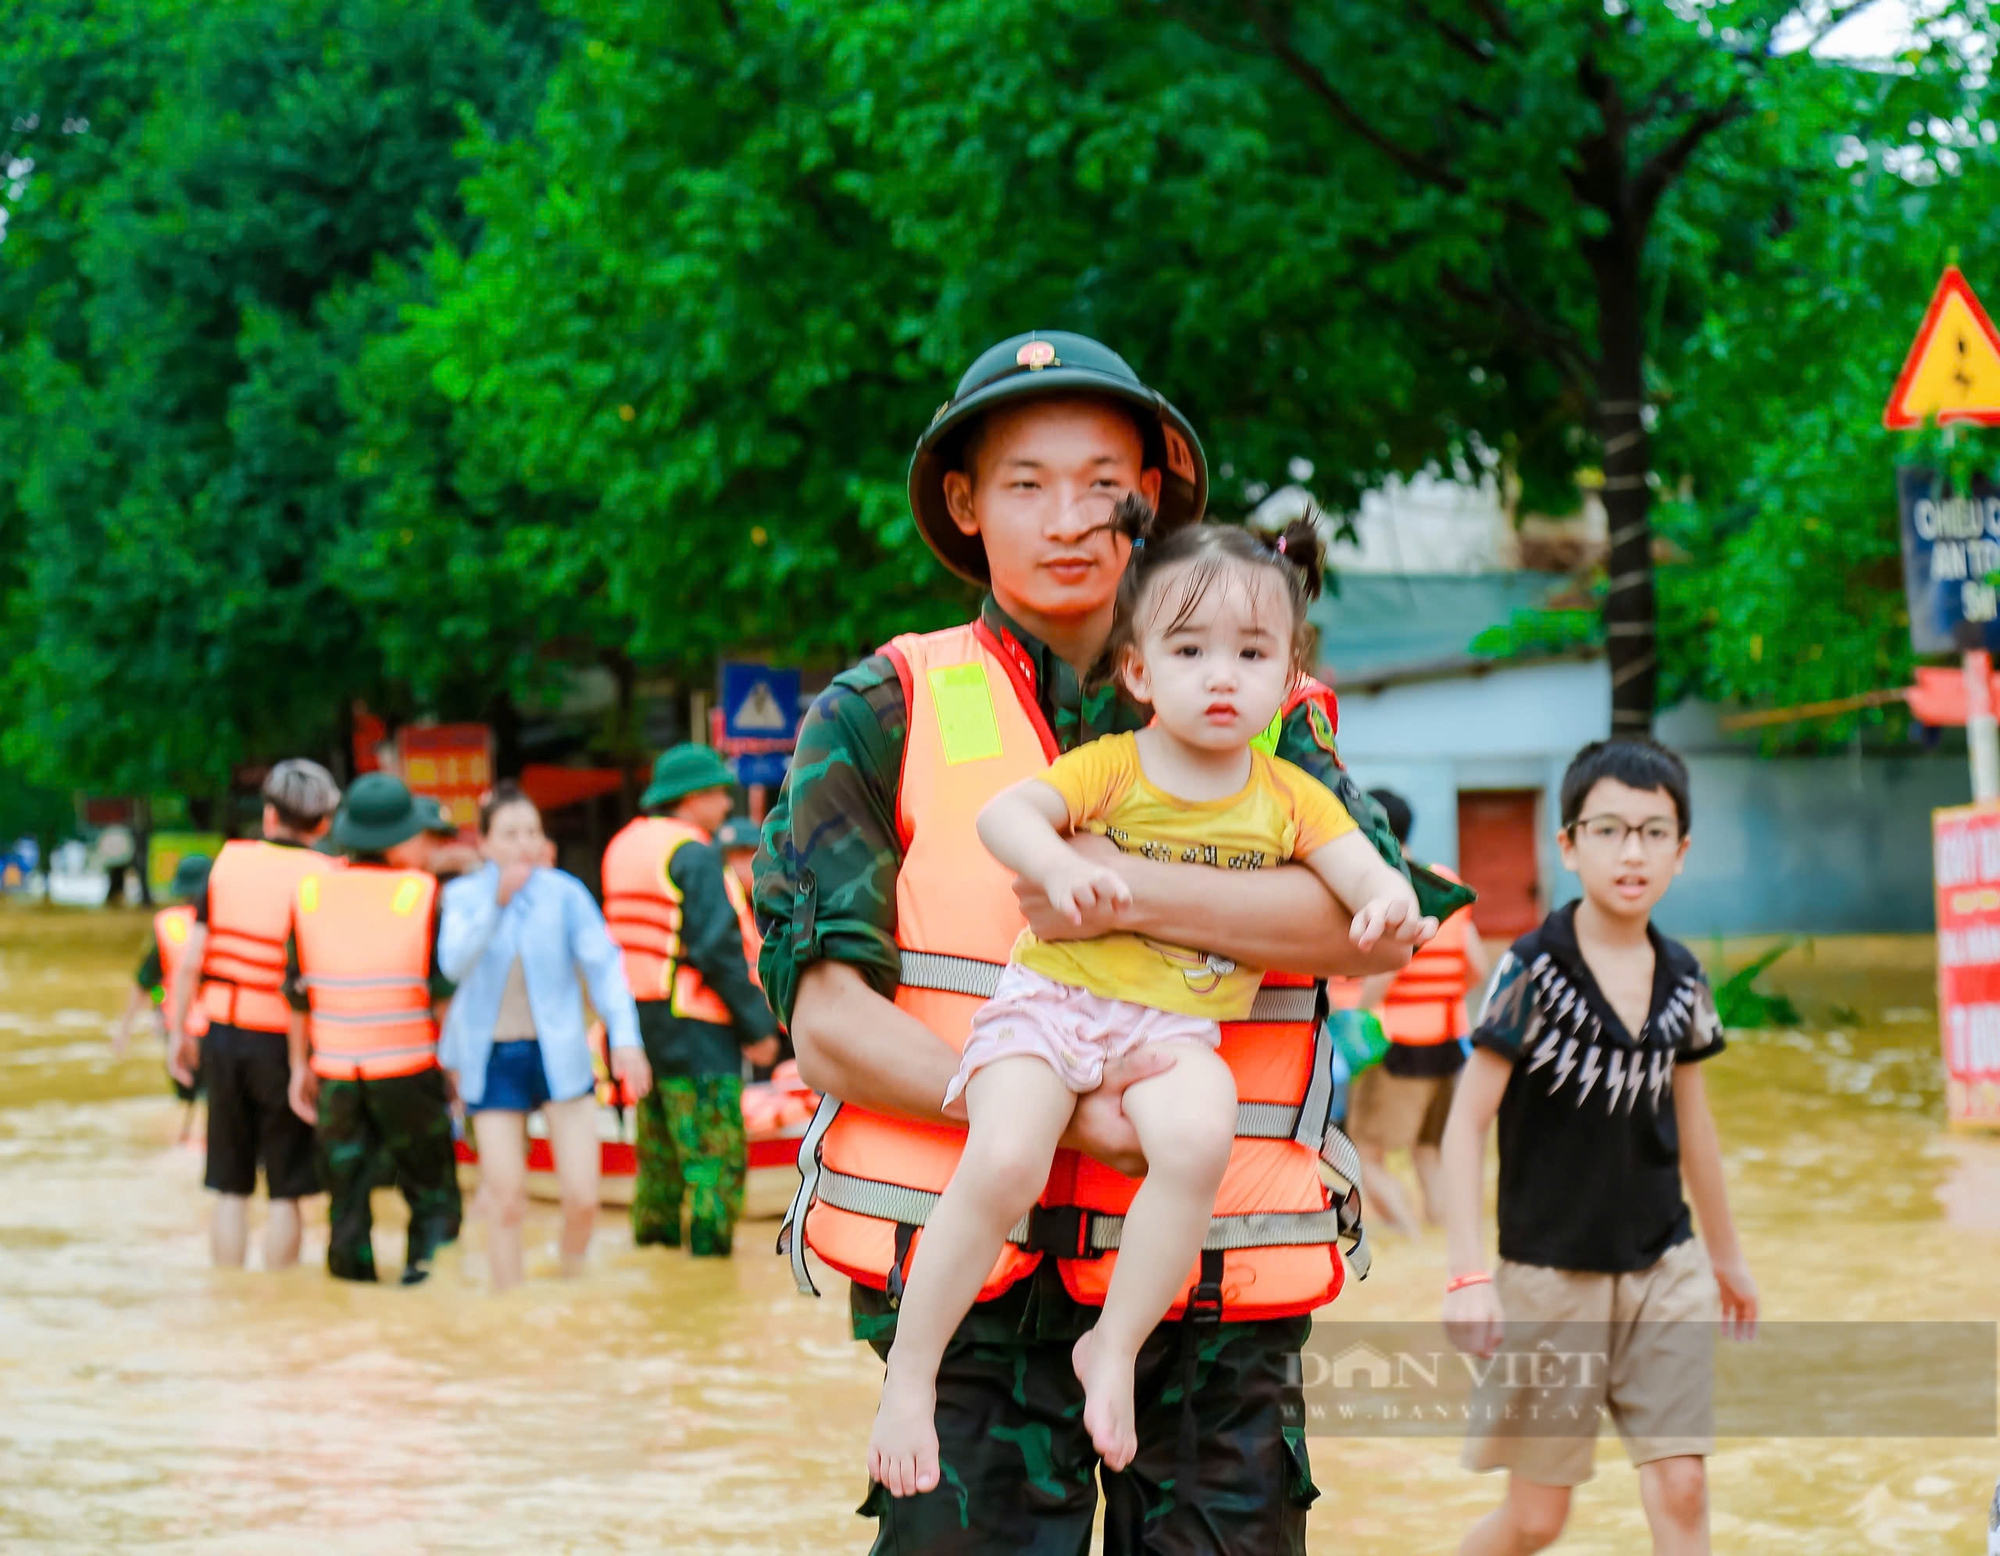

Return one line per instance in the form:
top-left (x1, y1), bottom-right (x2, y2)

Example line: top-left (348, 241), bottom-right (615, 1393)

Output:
top-left (167, 853), bottom-right (212, 901)
top-left (329, 773), bottom-right (427, 855)
top-left (714, 817), bottom-right (760, 853)
top-left (907, 331), bottom-right (1208, 586)
top-left (641, 744), bottom-right (736, 812)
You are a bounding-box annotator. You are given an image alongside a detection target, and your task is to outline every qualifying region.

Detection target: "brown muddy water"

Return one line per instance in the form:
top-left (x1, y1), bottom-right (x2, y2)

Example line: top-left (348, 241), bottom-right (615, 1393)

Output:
top-left (2, 911), bottom-right (1995, 1552)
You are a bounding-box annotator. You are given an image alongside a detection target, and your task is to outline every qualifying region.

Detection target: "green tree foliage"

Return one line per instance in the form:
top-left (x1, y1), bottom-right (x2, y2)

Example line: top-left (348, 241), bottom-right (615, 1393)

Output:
top-left (5, 0), bottom-right (1996, 799)
top-left (1654, 156), bottom-right (2000, 746)
top-left (371, 0), bottom-right (1993, 728)
top-left (0, 0), bottom-right (558, 794)
top-left (1131, 0), bottom-right (1994, 733)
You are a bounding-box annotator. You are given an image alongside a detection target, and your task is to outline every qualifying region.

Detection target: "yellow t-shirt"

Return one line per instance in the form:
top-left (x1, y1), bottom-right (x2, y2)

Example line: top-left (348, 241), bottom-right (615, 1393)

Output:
top-left (1012, 732), bottom-right (1357, 1019)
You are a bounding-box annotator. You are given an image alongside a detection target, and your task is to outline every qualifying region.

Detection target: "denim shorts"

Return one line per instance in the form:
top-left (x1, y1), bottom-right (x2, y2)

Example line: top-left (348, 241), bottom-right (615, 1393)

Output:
top-left (472, 1040), bottom-right (564, 1114)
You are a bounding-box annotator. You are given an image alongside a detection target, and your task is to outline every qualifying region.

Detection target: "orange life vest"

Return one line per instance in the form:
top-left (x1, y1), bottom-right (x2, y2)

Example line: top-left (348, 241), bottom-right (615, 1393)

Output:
top-left (782, 622), bottom-right (1367, 1320)
top-left (153, 905), bottom-right (211, 1040)
top-left (1380, 862), bottom-right (1471, 1045)
top-left (294, 866), bottom-right (441, 1082)
top-left (732, 870), bottom-right (766, 993)
top-left (602, 817), bottom-right (739, 1022)
top-left (200, 840), bottom-right (336, 1034)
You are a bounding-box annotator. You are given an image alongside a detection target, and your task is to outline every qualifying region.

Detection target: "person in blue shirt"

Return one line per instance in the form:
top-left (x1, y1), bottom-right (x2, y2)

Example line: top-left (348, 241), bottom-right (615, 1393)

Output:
top-left (440, 783), bottom-right (652, 1290)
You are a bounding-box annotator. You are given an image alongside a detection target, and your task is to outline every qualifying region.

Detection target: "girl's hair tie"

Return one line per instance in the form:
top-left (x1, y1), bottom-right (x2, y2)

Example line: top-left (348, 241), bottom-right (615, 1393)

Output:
top-left (1274, 535), bottom-right (1288, 556)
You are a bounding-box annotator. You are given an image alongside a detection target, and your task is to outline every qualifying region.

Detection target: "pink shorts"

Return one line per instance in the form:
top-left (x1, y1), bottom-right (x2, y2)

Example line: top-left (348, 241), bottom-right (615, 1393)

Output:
top-left (942, 964), bottom-right (1221, 1111)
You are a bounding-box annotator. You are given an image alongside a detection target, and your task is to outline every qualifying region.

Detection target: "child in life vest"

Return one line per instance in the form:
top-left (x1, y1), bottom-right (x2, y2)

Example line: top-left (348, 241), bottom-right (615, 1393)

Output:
top-left (868, 496), bottom-right (1430, 1495)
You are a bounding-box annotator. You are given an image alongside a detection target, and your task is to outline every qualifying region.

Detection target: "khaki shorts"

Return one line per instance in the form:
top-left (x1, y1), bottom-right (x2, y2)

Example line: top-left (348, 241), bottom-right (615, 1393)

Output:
top-left (1346, 1064), bottom-right (1456, 1151)
top-left (1462, 1239), bottom-right (1720, 1486)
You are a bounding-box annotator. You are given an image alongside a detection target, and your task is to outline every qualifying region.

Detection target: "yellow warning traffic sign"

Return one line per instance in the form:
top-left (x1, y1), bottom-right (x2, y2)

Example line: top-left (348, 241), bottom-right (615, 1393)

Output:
top-left (1884, 266), bottom-right (2000, 430)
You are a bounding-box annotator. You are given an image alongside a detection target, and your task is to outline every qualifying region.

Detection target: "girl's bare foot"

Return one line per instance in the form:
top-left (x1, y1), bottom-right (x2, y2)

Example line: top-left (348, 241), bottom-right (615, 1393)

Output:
top-left (1073, 1327), bottom-right (1139, 1470)
top-left (867, 1367), bottom-right (941, 1498)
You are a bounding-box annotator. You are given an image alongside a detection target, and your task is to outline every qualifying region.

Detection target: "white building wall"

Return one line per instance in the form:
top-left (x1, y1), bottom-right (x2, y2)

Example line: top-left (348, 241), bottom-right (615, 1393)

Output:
top-left (1328, 658), bottom-right (1968, 936)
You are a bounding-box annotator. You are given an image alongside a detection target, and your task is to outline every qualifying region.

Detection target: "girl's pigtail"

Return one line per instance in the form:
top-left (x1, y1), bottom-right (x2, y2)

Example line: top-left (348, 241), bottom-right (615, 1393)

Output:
top-left (1274, 512), bottom-right (1326, 602)
top-left (1112, 492), bottom-right (1158, 547)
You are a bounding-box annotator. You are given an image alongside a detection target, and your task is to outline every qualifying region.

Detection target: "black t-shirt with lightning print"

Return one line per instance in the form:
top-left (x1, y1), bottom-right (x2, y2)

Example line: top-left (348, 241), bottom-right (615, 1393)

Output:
top-left (1471, 901), bottom-right (1726, 1274)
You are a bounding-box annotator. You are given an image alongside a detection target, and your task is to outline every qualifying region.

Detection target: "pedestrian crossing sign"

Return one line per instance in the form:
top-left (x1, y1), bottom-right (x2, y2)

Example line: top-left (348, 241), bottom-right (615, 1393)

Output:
top-left (720, 662), bottom-right (801, 745)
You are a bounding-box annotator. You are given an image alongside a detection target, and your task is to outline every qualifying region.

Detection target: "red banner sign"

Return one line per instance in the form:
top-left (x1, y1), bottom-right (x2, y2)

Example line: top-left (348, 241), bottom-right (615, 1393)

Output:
top-left (1933, 802), bottom-right (2000, 1128)
top-left (397, 723), bottom-right (493, 833)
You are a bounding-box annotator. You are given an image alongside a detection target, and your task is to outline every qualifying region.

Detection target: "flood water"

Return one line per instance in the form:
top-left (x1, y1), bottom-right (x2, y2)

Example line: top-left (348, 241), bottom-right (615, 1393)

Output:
top-left (2, 911), bottom-right (1995, 1552)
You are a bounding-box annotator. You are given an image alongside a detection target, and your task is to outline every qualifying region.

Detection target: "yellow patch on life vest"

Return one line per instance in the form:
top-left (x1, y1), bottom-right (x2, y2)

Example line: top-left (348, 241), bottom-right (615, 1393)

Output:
top-left (163, 914), bottom-right (188, 943)
top-left (1250, 710), bottom-right (1283, 757)
top-left (299, 877), bottom-right (320, 914)
top-left (929, 663), bottom-right (1004, 765)
top-left (391, 877), bottom-right (424, 916)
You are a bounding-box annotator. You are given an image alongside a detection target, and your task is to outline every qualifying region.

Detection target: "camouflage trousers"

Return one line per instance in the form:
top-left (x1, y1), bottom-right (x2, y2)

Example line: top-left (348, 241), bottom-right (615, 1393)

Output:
top-left (853, 1278), bottom-right (1318, 1554)
top-left (316, 1068), bottom-right (462, 1284)
top-left (631, 1074), bottom-right (745, 1256)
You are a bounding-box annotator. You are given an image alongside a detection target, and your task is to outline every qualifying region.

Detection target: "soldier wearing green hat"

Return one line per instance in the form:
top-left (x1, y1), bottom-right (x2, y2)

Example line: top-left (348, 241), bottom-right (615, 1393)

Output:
top-left (282, 773), bottom-right (462, 1284)
top-left (754, 331), bottom-right (1467, 1552)
top-left (602, 744), bottom-right (778, 1256)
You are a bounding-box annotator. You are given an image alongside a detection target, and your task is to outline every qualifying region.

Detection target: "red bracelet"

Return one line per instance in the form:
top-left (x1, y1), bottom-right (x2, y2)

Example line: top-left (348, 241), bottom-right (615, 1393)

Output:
top-left (1445, 1272), bottom-right (1492, 1293)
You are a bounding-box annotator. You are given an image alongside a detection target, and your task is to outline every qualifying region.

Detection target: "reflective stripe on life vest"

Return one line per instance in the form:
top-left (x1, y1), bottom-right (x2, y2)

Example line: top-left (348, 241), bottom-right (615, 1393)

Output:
top-left (780, 622), bottom-right (1363, 1322)
top-left (601, 817), bottom-right (738, 1022)
top-left (200, 839), bottom-right (337, 1034)
top-left (294, 866), bottom-right (439, 1081)
top-left (153, 905), bottom-right (210, 1040)
top-left (1380, 862), bottom-right (1471, 1045)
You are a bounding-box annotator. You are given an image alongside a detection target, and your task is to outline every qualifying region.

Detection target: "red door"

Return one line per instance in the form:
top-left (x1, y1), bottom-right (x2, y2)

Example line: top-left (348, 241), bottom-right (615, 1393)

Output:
top-left (1457, 790), bottom-right (1542, 940)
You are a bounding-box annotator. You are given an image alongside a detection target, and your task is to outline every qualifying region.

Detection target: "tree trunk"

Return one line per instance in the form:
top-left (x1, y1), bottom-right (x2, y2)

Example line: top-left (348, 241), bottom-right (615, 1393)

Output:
top-left (486, 688), bottom-right (523, 781)
top-left (1591, 243), bottom-right (1656, 735)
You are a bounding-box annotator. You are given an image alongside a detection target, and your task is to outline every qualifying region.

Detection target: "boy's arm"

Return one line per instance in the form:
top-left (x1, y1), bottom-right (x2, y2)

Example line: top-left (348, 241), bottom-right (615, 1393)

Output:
top-left (1439, 1047), bottom-right (1510, 1358)
top-left (1441, 1047), bottom-right (1509, 1277)
top-left (1674, 1063), bottom-right (1758, 1336)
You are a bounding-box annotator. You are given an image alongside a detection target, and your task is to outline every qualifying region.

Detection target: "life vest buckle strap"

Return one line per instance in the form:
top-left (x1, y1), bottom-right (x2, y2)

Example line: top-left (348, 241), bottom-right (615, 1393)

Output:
top-left (1019, 1204), bottom-right (1096, 1260)
top-left (1185, 1247), bottom-right (1226, 1325)
top-left (885, 1222), bottom-right (918, 1309)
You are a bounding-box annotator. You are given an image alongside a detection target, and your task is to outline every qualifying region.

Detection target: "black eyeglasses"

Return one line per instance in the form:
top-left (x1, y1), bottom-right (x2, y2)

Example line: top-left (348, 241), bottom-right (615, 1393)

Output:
top-left (1569, 815), bottom-right (1682, 850)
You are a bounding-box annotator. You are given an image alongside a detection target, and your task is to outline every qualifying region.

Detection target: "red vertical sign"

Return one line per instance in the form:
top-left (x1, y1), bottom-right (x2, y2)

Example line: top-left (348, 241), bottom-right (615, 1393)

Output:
top-left (397, 723), bottom-right (493, 834)
top-left (1932, 803), bottom-right (2000, 1128)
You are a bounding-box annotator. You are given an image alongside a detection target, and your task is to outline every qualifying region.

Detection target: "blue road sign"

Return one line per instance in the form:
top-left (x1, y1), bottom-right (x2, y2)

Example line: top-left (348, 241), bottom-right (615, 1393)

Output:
top-left (720, 662), bottom-right (800, 743)
top-left (730, 753), bottom-right (791, 788)
top-left (1897, 467), bottom-right (2000, 655)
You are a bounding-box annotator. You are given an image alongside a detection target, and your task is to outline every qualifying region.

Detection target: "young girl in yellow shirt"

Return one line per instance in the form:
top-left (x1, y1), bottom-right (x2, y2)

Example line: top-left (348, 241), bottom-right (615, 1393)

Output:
top-left (869, 497), bottom-right (1431, 1494)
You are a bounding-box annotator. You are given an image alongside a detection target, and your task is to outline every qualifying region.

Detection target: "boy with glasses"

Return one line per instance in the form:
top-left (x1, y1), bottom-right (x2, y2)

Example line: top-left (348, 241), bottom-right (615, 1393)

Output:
top-left (1439, 737), bottom-right (1757, 1556)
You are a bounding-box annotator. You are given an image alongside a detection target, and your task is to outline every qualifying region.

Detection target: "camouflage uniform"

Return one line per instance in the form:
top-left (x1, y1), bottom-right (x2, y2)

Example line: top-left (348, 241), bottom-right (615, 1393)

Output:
top-left (629, 836), bottom-right (775, 1255)
top-left (754, 597), bottom-right (1470, 1553)
top-left (632, 1071), bottom-right (748, 1255)
top-left (315, 1068), bottom-right (463, 1283)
